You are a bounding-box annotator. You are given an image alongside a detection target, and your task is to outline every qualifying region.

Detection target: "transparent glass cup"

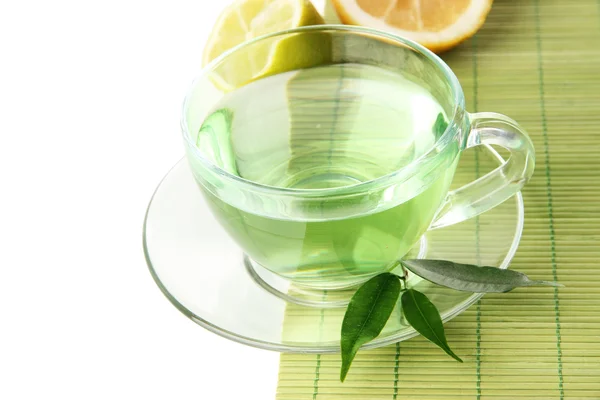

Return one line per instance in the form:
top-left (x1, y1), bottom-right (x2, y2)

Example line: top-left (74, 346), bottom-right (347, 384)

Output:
top-left (181, 25), bottom-right (535, 291)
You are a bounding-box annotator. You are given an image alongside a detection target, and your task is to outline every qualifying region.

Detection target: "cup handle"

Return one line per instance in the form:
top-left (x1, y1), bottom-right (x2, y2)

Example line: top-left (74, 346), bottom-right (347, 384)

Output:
top-left (429, 112), bottom-right (536, 230)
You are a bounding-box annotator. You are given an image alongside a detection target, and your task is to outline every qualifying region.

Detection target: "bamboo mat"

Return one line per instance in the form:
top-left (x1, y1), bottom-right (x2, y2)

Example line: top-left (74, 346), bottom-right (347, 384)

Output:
top-left (277, 0), bottom-right (600, 398)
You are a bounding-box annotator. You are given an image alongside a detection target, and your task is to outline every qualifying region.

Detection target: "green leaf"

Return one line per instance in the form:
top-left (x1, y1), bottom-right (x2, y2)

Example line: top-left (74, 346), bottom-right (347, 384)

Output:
top-left (402, 259), bottom-right (562, 293)
top-left (401, 289), bottom-right (463, 362)
top-left (340, 273), bottom-right (401, 382)
top-left (432, 113), bottom-right (449, 139)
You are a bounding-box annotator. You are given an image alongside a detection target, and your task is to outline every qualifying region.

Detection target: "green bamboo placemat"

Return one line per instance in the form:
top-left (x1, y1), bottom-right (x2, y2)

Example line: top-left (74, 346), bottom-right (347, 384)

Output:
top-left (277, 0), bottom-right (600, 398)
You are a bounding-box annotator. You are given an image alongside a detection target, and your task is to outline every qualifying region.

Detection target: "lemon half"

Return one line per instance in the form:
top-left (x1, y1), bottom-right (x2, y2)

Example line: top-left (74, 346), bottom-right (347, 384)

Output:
top-left (203, 0), bottom-right (327, 90)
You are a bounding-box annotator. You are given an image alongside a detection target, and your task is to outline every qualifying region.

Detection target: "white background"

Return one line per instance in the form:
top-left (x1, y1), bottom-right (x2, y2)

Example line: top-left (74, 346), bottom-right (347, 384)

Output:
top-left (0, 0), bottom-right (329, 398)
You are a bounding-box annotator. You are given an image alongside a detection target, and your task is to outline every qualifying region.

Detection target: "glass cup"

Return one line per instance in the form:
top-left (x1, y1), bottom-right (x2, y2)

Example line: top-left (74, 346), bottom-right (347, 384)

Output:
top-left (181, 25), bottom-right (535, 291)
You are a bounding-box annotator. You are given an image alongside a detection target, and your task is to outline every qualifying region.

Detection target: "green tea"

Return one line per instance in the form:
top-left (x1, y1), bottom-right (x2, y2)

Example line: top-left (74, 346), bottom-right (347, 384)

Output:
top-left (195, 63), bottom-right (457, 289)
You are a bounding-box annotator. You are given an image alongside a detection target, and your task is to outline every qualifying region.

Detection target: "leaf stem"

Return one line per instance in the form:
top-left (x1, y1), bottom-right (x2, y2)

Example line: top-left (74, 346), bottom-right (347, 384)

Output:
top-left (398, 278), bottom-right (406, 291)
top-left (399, 262), bottom-right (409, 281)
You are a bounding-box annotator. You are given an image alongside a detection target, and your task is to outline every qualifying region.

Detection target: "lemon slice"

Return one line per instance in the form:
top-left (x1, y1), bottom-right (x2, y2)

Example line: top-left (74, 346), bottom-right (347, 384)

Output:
top-left (203, 0), bottom-right (326, 90)
top-left (331, 0), bottom-right (493, 53)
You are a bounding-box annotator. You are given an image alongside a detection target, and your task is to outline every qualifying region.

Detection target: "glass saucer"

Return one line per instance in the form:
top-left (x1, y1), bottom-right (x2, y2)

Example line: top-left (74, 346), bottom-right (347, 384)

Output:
top-left (143, 145), bottom-right (524, 353)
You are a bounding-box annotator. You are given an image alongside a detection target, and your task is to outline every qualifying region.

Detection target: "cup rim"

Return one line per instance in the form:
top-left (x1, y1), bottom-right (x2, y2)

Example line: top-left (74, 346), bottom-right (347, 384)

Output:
top-left (181, 24), bottom-right (465, 197)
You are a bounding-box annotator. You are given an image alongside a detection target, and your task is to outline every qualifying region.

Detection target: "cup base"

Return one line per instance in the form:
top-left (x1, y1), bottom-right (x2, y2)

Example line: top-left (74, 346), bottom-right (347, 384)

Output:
top-left (244, 235), bottom-right (428, 308)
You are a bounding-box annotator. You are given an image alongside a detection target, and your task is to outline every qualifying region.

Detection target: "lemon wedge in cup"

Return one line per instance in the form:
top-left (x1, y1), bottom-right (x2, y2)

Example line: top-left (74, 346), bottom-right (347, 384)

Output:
top-left (202, 0), bottom-right (328, 90)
